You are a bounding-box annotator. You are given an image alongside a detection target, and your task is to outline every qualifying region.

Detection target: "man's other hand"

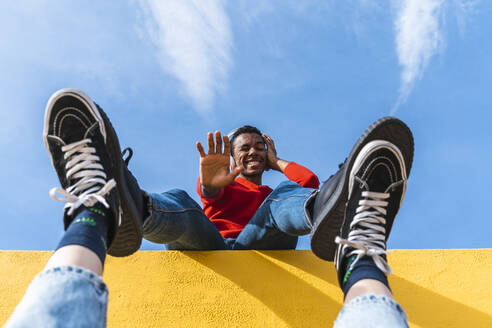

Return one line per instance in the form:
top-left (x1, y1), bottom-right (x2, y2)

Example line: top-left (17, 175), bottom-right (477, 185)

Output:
top-left (263, 134), bottom-right (289, 173)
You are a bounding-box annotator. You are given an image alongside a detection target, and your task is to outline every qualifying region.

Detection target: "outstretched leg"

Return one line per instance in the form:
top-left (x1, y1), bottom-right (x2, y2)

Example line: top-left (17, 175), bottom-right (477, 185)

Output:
top-left (143, 189), bottom-right (227, 250)
top-left (6, 89), bottom-right (143, 327)
top-left (332, 139), bottom-right (411, 327)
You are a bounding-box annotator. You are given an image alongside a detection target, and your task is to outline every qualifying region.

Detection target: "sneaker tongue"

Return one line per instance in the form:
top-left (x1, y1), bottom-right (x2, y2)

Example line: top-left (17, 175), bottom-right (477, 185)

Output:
top-left (57, 115), bottom-right (91, 144)
top-left (365, 164), bottom-right (392, 193)
top-left (60, 117), bottom-right (100, 145)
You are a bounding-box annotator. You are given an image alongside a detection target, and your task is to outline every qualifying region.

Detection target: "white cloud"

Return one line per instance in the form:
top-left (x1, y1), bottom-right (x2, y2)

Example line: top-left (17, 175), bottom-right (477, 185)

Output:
top-left (392, 0), bottom-right (445, 113)
top-left (139, 0), bottom-right (233, 114)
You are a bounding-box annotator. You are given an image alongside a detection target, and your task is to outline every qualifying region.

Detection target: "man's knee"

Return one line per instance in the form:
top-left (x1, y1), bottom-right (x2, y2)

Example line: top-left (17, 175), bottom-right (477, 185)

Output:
top-left (165, 188), bottom-right (193, 199)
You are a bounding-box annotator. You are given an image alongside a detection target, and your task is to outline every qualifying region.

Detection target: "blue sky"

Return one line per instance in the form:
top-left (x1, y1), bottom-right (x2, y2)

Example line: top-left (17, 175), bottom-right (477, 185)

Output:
top-left (1, 1), bottom-right (490, 252)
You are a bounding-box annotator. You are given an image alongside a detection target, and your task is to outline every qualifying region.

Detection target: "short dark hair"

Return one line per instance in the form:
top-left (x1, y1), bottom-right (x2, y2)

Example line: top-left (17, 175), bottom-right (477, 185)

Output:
top-left (229, 125), bottom-right (264, 155)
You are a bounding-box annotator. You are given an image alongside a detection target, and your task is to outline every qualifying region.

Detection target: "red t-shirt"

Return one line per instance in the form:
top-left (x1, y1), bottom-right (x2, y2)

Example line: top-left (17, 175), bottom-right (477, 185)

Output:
top-left (197, 162), bottom-right (320, 238)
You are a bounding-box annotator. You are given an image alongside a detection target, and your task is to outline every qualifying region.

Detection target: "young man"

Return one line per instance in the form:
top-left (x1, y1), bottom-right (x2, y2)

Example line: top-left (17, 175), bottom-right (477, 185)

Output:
top-left (193, 125), bottom-right (320, 250)
top-left (6, 89), bottom-right (413, 327)
top-left (142, 124), bottom-right (322, 251)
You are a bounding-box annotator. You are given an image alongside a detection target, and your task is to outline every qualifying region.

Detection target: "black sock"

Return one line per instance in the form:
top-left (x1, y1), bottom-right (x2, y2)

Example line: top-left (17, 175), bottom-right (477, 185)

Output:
top-left (56, 205), bottom-right (112, 265)
top-left (341, 255), bottom-right (390, 298)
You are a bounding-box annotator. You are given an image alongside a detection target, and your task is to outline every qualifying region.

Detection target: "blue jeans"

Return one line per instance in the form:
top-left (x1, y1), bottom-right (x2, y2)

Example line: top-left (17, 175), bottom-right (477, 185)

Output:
top-left (5, 267), bottom-right (408, 327)
top-left (143, 181), bottom-right (317, 250)
top-left (334, 295), bottom-right (409, 327)
top-left (5, 266), bottom-right (108, 328)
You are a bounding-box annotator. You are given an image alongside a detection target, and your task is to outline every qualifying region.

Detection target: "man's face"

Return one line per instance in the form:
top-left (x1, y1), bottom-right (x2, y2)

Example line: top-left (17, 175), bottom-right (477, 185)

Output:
top-left (232, 133), bottom-right (267, 177)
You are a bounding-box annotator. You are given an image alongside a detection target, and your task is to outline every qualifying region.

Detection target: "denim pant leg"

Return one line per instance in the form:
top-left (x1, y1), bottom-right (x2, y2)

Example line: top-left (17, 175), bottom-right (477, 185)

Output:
top-left (5, 266), bottom-right (108, 328)
top-left (334, 295), bottom-right (409, 328)
top-left (143, 189), bottom-right (227, 250)
top-left (233, 181), bottom-right (316, 250)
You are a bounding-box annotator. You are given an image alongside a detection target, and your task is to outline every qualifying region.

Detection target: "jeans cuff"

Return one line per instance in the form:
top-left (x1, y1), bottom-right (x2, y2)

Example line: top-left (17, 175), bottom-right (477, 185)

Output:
top-left (303, 189), bottom-right (319, 228)
top-left (38, 266), bottom-right (107, 295)
top-left (342, 294), bottom-right (408, 322)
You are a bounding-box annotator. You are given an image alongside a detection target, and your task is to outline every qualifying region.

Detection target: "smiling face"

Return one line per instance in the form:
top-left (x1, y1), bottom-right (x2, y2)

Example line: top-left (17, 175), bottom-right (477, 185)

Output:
top-left (231, 132), bottom-right (267, 182)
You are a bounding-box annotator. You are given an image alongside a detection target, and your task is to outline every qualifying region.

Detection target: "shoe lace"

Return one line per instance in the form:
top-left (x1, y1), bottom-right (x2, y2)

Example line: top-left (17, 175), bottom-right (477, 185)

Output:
top-left (335, 191), bottom-right (392, 274)
top-left (49, 138), bottom-right (116, 215)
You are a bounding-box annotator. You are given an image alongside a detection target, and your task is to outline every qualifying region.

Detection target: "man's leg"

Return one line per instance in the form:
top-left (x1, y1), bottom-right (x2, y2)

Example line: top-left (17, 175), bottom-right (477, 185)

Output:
top-left (6, 89), bottom-right (143, 327)
top-left (6, 244), bottom-right (110, 327)
top-left (143, 189), bottom-right (227, 250)
top-left (233, 181), bottom-right (316, 249)
top-left (332, 139), bottom-right (411, 327)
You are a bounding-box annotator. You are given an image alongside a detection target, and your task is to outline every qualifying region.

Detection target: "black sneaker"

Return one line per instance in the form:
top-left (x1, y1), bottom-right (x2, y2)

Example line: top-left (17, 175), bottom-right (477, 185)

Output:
top-left (310, 117), bottom-right (413, 261)
top-left (43, 88), bottom-right (143, 257)
top-left (334, 139), bottom-right (411, 285)
top-left (94, 103), bottom-right (145, 257)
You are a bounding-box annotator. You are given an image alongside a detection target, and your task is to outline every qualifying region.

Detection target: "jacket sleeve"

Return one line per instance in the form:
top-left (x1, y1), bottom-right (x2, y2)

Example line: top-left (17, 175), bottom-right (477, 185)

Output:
top-left (283, 162), bottom-right (320, 189)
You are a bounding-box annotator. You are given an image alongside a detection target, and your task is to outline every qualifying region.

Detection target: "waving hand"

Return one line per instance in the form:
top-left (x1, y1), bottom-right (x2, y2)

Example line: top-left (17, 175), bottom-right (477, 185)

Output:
top-left (196, 131), bottom-right (242, 196)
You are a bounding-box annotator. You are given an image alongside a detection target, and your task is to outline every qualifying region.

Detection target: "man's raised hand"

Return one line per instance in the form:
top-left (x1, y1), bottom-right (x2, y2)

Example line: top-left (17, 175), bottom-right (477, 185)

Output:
top-left (196, 131), bottom-right (242, 195)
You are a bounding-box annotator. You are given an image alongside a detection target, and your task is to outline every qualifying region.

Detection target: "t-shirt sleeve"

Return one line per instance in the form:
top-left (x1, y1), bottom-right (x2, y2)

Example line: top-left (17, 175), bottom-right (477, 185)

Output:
top-left (196, 178), bottom-right (224, 205)
top-left (283, 162), bottom-right (320, 189)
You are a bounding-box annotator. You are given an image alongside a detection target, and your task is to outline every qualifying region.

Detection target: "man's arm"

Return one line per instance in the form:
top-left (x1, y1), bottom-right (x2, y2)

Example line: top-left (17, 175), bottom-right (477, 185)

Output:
top-left (263, 133), bottom-right (320, 188)
top-left (196, 131), bottom-right (242, 199)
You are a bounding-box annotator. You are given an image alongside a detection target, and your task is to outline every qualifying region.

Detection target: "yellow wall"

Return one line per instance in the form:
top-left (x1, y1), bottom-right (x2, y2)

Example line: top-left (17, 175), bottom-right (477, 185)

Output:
top-left (1, 249), bottom-right (491, 327)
